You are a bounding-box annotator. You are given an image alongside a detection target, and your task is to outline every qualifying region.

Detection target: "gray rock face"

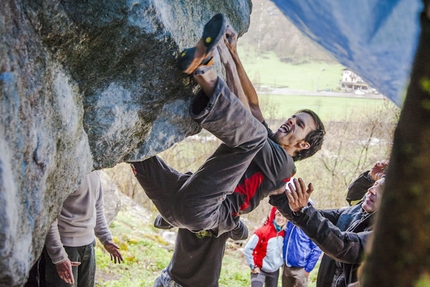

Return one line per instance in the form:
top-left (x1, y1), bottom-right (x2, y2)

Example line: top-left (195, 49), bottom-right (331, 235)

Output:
top-left (0, 0), bottom-right (251, 285)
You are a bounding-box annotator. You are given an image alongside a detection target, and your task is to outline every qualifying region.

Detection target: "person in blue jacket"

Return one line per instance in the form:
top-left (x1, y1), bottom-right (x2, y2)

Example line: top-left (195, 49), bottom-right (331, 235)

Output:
top-left (282, 212), bottom-right (322, 287)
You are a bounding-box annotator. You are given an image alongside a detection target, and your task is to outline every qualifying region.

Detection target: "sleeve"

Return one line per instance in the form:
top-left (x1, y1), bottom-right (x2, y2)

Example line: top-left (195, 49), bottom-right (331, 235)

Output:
top-left (346, 170), bottom-right (374, 205)
top-left (252, 122), bottom-right (296, 184)
top-left (262, 121), bottom-right (274, 138)
top-left (269, 193), bottom-right (294, 220)
top-left (93, 175), bottom-right (112, 244)
top-left (243, 234), bottom-right (259, 268)
top-left (269, 193), bottom-right (343, 225)
top-left (292, 206), bottom-right (369, 264)
top-left (304, 238), bottom-right (322, 272)
top-left (229, 220), bottom-right (249, 241)
top-left (44, 219), bottom-right (68, 264)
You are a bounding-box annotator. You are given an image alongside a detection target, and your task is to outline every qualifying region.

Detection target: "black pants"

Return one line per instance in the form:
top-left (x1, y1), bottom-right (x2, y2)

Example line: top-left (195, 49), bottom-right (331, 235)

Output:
top-left (251, 269), bottom-right (280, 287)
top-left (24, 249), bottom-right (46, 287)
top-left (44, 241), bottom-right (96, 287)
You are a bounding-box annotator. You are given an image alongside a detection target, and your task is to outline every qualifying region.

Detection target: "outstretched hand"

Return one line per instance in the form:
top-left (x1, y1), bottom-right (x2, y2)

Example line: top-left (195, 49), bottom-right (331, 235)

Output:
top-left (104, 241), bottom-right (124, 264)
top-left (286, 178), bottom-right (313, 212)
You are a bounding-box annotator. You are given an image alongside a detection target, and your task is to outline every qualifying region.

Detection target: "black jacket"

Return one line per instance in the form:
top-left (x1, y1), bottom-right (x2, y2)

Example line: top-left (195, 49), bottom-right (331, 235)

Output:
top-left (269, 196), bottom-right (374, 287)
top-left (346, 170), bottom-right (374, 206)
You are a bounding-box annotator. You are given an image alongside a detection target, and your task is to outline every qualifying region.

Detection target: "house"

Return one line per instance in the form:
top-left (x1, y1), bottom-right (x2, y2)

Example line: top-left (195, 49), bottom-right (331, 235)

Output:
top-left (340, 69), bottom-right (377, 94)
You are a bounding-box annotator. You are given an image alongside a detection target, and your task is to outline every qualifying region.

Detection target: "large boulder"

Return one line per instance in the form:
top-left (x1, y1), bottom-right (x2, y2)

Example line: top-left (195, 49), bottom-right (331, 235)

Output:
top-left (0, 0), bottom-right (252, 285)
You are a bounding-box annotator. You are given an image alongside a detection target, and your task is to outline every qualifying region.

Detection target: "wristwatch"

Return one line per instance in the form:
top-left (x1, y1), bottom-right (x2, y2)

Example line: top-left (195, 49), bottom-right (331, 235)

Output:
top-left (249, 264), bottom-right (257, 270)
top-left (292, 205), bottom-right (310, 217)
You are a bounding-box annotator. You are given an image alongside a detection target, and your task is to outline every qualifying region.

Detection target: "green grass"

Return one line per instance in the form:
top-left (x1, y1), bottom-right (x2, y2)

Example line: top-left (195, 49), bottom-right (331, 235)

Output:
top-left (218, 250), bottom-right (250, 287)
top-left (258, 94), bottom-right (396, 122)
top-left (238, 47), bottom-right (344, 91)
top-left (235, 46), bottom-right (398, 123)
top-left (95, 209), bottom-right (172, 287)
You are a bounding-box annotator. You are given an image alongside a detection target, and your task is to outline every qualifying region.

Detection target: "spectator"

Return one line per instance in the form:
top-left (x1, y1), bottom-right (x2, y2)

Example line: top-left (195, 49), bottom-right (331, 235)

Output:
top-left (282, 203), bottom-right (322, 287)
top-left (44, 171), bottom-right (123, 287)
top-left (346, 160), bottom-right (388, 206)
top-left (270, 175), bottom-right (385, 287)
top-left (243, 207), bottom-right (287, 287)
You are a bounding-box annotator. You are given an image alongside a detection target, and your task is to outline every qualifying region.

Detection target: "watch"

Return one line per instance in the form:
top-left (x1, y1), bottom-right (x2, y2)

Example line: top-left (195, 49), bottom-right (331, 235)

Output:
top-left (292, 205), bottom-right (310, 217)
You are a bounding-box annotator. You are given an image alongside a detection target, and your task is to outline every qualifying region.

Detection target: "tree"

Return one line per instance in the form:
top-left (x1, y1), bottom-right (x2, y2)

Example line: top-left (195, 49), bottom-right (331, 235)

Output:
top-left (360, 2), bottom-right (430, 286)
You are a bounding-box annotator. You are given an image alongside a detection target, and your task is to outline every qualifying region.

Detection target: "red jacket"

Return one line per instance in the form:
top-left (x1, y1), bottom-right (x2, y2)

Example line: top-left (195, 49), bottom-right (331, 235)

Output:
top-left (243, 207), bottom-right (286, 272)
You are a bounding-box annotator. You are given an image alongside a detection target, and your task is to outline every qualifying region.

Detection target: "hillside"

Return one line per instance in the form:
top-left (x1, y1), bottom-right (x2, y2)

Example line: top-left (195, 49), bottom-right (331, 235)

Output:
top-left (236, 0), bottom-right (351, 94)
top-left (240, 0), bottom-right (336, 65)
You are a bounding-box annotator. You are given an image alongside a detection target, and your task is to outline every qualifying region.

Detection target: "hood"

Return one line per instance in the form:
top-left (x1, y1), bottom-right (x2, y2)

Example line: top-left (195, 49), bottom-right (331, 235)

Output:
top-left (265, 206), bottom-right (278, 225)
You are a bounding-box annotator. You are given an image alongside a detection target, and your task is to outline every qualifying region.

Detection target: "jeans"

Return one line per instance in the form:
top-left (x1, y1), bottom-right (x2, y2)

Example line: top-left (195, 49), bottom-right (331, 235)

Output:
top-left (153, 269), bottom-right (183, 287)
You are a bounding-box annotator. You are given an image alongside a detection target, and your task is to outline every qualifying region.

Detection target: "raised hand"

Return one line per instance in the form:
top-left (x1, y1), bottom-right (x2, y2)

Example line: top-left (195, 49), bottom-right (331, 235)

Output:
top-left (286, 178), bottom-right (313, 212)
top-left (369, 160), bottom-right (388, 181)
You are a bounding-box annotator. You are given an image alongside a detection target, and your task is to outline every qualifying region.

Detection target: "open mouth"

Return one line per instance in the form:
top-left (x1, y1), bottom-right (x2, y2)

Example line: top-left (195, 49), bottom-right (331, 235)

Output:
top-left (278, 124), bottom-right (290, 133)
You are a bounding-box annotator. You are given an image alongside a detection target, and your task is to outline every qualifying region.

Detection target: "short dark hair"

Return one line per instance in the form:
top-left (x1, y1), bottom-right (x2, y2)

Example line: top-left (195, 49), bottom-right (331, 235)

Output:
top-left (293, 109), bottom-right (325, 161)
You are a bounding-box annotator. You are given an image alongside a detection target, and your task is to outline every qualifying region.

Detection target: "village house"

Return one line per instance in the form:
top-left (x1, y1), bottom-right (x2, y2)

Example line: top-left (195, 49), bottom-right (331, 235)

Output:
top-left (340, 68), bottom-right (378, 94)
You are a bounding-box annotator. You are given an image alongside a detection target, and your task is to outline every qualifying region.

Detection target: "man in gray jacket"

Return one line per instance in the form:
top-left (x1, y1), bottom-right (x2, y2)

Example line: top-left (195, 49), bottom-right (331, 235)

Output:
top-left (44, 171), bottom-right (123, 287)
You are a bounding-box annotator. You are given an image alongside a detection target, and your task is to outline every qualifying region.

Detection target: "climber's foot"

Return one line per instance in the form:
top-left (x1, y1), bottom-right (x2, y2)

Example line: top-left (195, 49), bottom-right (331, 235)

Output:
top-left (179, 13), bottom-right (226, 74)
top-left (177, 47), bottom-right (214, 73)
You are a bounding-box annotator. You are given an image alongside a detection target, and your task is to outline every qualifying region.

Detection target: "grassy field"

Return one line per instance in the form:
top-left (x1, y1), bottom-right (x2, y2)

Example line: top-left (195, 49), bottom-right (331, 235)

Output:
top-left (235, 46), bottom-right (398, 123)
top-left (258, 94), bottom-right (398, 123)
top-left (238, 47), bottom-right (344, 91)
